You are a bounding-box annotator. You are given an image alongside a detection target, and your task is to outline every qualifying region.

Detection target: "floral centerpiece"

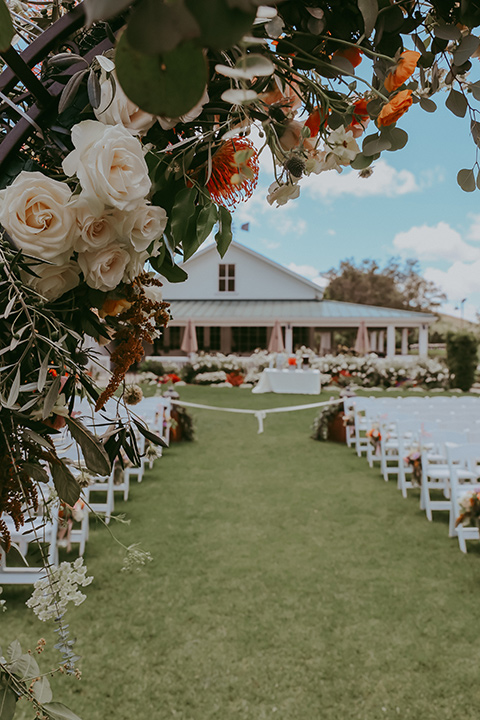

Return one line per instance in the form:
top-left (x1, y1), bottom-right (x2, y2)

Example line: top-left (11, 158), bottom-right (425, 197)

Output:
top-left (366, 426), bottom-right (382, 455)
top-left (456, 489), bottom-right (480, 530)
top-left (404, 449), bottom-right (422, 486)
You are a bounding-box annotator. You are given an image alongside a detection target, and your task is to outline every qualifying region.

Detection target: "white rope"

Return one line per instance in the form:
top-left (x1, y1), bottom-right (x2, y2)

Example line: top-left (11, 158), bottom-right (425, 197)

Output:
top-left (171, 398), bottom-right (342, 434)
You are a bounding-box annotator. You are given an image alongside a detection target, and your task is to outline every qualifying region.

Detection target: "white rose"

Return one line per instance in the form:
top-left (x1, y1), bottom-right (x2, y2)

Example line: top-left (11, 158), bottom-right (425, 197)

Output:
top-left (78, 242), bottom-right (130, 291)
top-left (63, 120), bottom-right (151, 212)
top-left (72, 197), bottom-right (118, 252)
top-left (123, 248), bottom-right (149, 282)
top-left (115, 202), bottom-right (167, 252)
top-left (27, 260), bottom-right (80, 301)
top-left (94, 69), bottom-right (157, 136)
top-left (0, 171), bottom-right (76, 264)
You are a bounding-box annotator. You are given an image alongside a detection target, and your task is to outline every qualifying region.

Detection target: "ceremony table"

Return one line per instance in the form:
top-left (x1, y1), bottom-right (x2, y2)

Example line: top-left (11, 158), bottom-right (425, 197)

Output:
top-left (252, 369), bottom-right (321, 395)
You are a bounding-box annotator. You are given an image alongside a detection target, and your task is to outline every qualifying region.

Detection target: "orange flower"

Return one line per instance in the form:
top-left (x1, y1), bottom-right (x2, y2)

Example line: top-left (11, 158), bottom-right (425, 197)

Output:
top-left (384, 51), bottom-right (421, 93)
top-left (304, 107), bottom-right (329, 137)
top-left (207, 138), bottom-right (259, 210)
top-left (333, 46), bottom-right (363, 68)
top-left (347, 98), bottom-right (370, 138)
top-left (99, 298), bottom-right (132, 319)
top-left (376, 89), bottom-right (413, 127)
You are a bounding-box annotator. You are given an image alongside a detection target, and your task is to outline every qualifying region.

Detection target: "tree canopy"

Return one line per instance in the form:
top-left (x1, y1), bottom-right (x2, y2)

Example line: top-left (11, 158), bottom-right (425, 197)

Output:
top-left (323, 258), bottom-right (446, 312)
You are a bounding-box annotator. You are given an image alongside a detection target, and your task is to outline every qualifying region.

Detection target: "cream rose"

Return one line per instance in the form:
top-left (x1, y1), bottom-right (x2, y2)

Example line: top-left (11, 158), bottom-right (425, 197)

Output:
top-left (94, 69), bottom-right (157, 136)
top-left (72, 197), bottom-right (118, 253)
top-left (62, 120), bottom-right (151, 212)
top-left (123, 248), bottom-right (149, 282)
top-left (78, 242), bottom-right (130, 291)
top-left (115, 202), bottom-right (167, 252)
top-left (0, 171), bottom-right (76, 264)
top-left (27, 260), bottom-right (80, 301)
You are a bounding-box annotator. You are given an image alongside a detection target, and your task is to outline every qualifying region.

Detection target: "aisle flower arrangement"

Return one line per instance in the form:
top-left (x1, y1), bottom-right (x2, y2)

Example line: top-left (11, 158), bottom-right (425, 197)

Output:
top-left (456, 489), bottom-right (480, 530)
top-left (404, 449), bottom-right (423, 486)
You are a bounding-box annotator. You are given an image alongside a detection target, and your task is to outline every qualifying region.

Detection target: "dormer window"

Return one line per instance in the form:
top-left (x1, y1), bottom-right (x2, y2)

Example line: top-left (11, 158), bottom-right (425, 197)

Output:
top-left (219, 263), bottom-right (235, 292)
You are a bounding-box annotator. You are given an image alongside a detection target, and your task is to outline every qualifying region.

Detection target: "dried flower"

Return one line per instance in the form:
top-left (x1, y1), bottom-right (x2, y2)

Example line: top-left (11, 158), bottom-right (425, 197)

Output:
top-left (121, 544), bottom-right (153, 572)
top-left (26, 557), bottom-right (93, 622)
top-left (123, 384), bottom-right (143, 405)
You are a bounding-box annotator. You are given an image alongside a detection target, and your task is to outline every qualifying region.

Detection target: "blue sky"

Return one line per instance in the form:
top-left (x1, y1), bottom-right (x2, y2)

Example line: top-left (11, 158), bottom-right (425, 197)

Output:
top-left (231, 97), bottom-right (480, 322)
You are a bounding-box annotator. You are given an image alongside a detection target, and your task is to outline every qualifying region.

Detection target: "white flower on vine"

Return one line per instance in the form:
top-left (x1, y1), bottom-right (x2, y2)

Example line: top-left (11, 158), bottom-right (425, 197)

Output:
top-left (266, 180), bottom-right (300, 207)
top-left (325, 126), bottom-right (359, 166)
top-left (26, 557), bottom-right (93, 622)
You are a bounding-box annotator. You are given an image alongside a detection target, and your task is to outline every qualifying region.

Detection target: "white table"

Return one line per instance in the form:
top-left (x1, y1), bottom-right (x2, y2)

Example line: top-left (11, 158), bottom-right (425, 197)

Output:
top-left (252, 369), bottom-right (321, 394)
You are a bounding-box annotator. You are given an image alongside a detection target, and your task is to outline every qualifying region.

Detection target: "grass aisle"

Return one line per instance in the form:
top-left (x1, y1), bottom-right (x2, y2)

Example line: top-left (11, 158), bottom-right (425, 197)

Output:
top-left (5, 386), bottom-right (480, 720)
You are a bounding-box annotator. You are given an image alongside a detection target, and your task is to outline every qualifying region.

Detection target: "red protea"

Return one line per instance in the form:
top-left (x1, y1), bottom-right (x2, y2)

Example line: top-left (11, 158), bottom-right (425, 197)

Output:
top-left (207, 138), bottom-right (259, 210)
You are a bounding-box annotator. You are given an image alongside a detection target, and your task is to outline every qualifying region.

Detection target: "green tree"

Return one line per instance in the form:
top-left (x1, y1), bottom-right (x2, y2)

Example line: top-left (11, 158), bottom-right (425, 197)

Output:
top-left (323, 258), bottom-right (446, 312)
top-left (446, 331), bottom-right (479, 391)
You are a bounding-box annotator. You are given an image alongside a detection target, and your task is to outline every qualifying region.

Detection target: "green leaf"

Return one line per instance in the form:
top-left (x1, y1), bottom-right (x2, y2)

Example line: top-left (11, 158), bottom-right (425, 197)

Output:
top-left (22, 462), bottom-right (49, 484)
top-left (43, 702), bottom-right (83, 720)
top-left (115, 34), bottom-right (207, 117)
top-left (0, 0), bottom-right (14, 52)
top-left (215, 206), bottom-right (232, 257)
top-left (6, 642), bottom-right (21, 663)
top-left (153, 253), bottom-right (188, 283)
top-left (132, 419), bottom-right (168, 447)
top-left (196, 202), bottom-right (218, 246)
top-left (446, 89), bottom-right (468, 118)
top-left (169, 187), bottom-right (198, 246)
top-left (434, 24), bottom-right (462, 41)
top-left (37, 350), bottom-right (52, 392)
top-left (0, 676), bottom-right (16, 720)
top-left (185, 0), bottom-right (255, 50)
top-left (350, 152), bottom-right (374, 170)
top-left (50, 459), bottom-right (81, 506)
top-left (381, 126), bottom-right (408, 151)
top-left (42, 375), bottom-right (62, 420)
top-left (6, 367), bottom-right (21, 408)
top-left (65, 417), bottom-right (111, 476)
top-left (58, 69), bottom-right (89, 114)
top-left (471, 120), bottom-right (480, 148)
top-left (457, 168), bottom-right (476, 192)
top-left (362, 133), bottom-right (391, 156)
top-left (357, 0), bottom-right (378, 37)
top-left (127, 0), bottom-right (200, 54)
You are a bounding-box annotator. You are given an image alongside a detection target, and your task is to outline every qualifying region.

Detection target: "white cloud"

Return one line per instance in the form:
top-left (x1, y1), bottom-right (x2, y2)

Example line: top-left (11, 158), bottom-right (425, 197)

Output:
top-left (424, 260), bottom-right (480, 301)
top-left (235, 183), bottom-right (307, 237)
top-left (467, 213), bottom-right (480, 242)
top-left (440, 301), bottom-right (478, 323)
top-left (303, 159), bottom-right (418, 199)
top-left (286, 262), bottom-right (328, 287)
top-left (393, 221), bottom-right (480, 263)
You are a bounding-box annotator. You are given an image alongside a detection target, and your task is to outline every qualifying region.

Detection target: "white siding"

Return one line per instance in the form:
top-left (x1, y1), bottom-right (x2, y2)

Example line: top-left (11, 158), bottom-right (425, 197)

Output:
top-left (162, 243), bottom-right (321, 301)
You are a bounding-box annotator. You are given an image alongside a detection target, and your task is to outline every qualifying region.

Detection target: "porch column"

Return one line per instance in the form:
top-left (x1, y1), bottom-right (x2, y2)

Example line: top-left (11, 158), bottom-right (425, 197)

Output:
top-left (386, 325), bottom-right (396, 358)
top-left (370, 331), bottom-right (377, 352)
top-left (320, 331), bottom-right (332, 355)
top-left (162, 326), bottom-right (170, 349)
top-left (203, 326), bottom-right (210, 350)
top-left (220, 326), bottom-right (232, 354)
top-left (401, 327), bottom-right (409, 356)
top-left (378, 330), bottom-right (385, 354)
top-left (285, 324), bottom-right (293, 354)
top-left (418, 324), bottom-right (429, 358)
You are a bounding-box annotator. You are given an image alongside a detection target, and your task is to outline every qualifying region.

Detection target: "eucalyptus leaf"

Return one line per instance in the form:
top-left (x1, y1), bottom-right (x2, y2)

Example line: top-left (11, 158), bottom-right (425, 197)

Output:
top-left (471, 120), bottom-right (480, 148)
top-left (127, 0), bottom-right (200, 55)
top-left (0, 0), bottom-right (14, 52)
top-left (116, 34), bottom-right (207, 117)
top-left (9, 653), bottom-right (40, 681)
top-left (445, 88), bottom-right (468, 118)
top-left (434, 24), bottom-right (462, 41)
top-left (362, 134), bottom-right (391, 156)
top-left (84, 0), bottom-right (133, 24)
top-left (453, 34), bottom-right (480, 65)
top-left (381, 126), bottom-right (408, 151)
top-left (457, 168), bottom-right (476, 192)
top-left (32, 676), bottom-right (53, 704)
top-left (65, 417), bottom-right (111, 476)
top-left (50, 460), bottom-right (81, 506)
top-left (350, 152), bottom-right (374, 170)
top-left (419, 97), bottom-right (437, 113)
top-left (221, 88), bottom-right (257, 104)
top-left (185, 0), bottom-right (255, 50)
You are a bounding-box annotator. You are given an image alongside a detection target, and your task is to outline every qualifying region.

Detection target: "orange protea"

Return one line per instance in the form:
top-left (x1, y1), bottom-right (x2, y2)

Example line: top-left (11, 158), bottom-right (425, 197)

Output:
top-left (384, 50), bottom-right (421, 93)
top-left (377, 89), bottom-right (413, 127)
top-left (333, 46), bottom-right (363, 68)
top-left (207, 138), bottom-right (259, 210)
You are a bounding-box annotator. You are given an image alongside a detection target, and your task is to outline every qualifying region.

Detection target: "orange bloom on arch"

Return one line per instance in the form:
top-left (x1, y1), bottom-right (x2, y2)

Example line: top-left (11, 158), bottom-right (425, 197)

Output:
top-left (305, 107), bottom-right (329, 137)
top-left (207, 138), bottom-right (259, 210)
top-left (347, 98), bottom-right (370, 137)
top-left (384, 50), bottom-right (421, 93)
top-left (376, 89), bottom-right (413, 127)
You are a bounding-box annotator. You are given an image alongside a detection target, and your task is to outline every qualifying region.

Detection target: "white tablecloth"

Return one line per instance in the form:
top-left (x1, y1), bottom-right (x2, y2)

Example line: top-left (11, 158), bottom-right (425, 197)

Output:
top-left (252, 369), bottom-right (321, 394)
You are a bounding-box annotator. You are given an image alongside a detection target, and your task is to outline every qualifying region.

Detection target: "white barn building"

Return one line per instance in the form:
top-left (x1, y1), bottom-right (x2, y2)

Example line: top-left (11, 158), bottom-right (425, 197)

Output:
top-left (154, 241), bottom-right (435, 358)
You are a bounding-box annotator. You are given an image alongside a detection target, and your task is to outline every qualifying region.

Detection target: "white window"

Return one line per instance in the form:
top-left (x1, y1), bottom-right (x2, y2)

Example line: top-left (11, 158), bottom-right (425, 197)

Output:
top-left (219, 263), bottom-right (235, 292)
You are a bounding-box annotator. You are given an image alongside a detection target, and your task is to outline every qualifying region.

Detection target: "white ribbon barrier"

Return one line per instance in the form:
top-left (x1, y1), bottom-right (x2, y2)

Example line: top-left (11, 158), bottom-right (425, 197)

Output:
top-left (171, 398), bottom-right (342, 434)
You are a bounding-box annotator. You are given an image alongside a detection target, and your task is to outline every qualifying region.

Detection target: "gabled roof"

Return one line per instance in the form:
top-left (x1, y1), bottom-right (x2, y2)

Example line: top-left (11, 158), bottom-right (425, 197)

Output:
top-left (180, 240), bottom-right (324, 297)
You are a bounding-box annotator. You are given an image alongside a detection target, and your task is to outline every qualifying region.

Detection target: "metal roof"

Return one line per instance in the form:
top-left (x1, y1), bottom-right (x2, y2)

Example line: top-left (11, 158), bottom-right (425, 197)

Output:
top-left (167, 299), bottom-right (434, 326)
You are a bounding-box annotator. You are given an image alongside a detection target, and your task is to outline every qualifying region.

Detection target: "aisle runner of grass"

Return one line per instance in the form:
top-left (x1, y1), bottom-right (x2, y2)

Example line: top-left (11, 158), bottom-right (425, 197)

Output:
top-left (4, 386), bottom-right (480, 720)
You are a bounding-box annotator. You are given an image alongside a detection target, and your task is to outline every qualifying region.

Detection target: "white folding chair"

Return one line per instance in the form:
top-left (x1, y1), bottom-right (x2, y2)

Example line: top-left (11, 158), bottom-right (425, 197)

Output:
top-left (447, 443), bottom-right (480, 551)
top-left (0, 509), bottom-right (59, 584)
top-left (420, 430), bottom-right (468, 522)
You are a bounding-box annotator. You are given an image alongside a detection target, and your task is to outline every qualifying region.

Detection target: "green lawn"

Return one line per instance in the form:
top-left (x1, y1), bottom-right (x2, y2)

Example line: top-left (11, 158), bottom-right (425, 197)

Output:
top-left (4, 386), bottom-right (480, 720)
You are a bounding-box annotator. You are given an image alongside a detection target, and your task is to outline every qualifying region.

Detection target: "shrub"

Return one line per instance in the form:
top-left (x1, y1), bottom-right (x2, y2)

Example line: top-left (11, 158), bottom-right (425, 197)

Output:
top-left (446, 331), bottom-right (479, 391)
top-left (138, 360), bottom-right (165, 376)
